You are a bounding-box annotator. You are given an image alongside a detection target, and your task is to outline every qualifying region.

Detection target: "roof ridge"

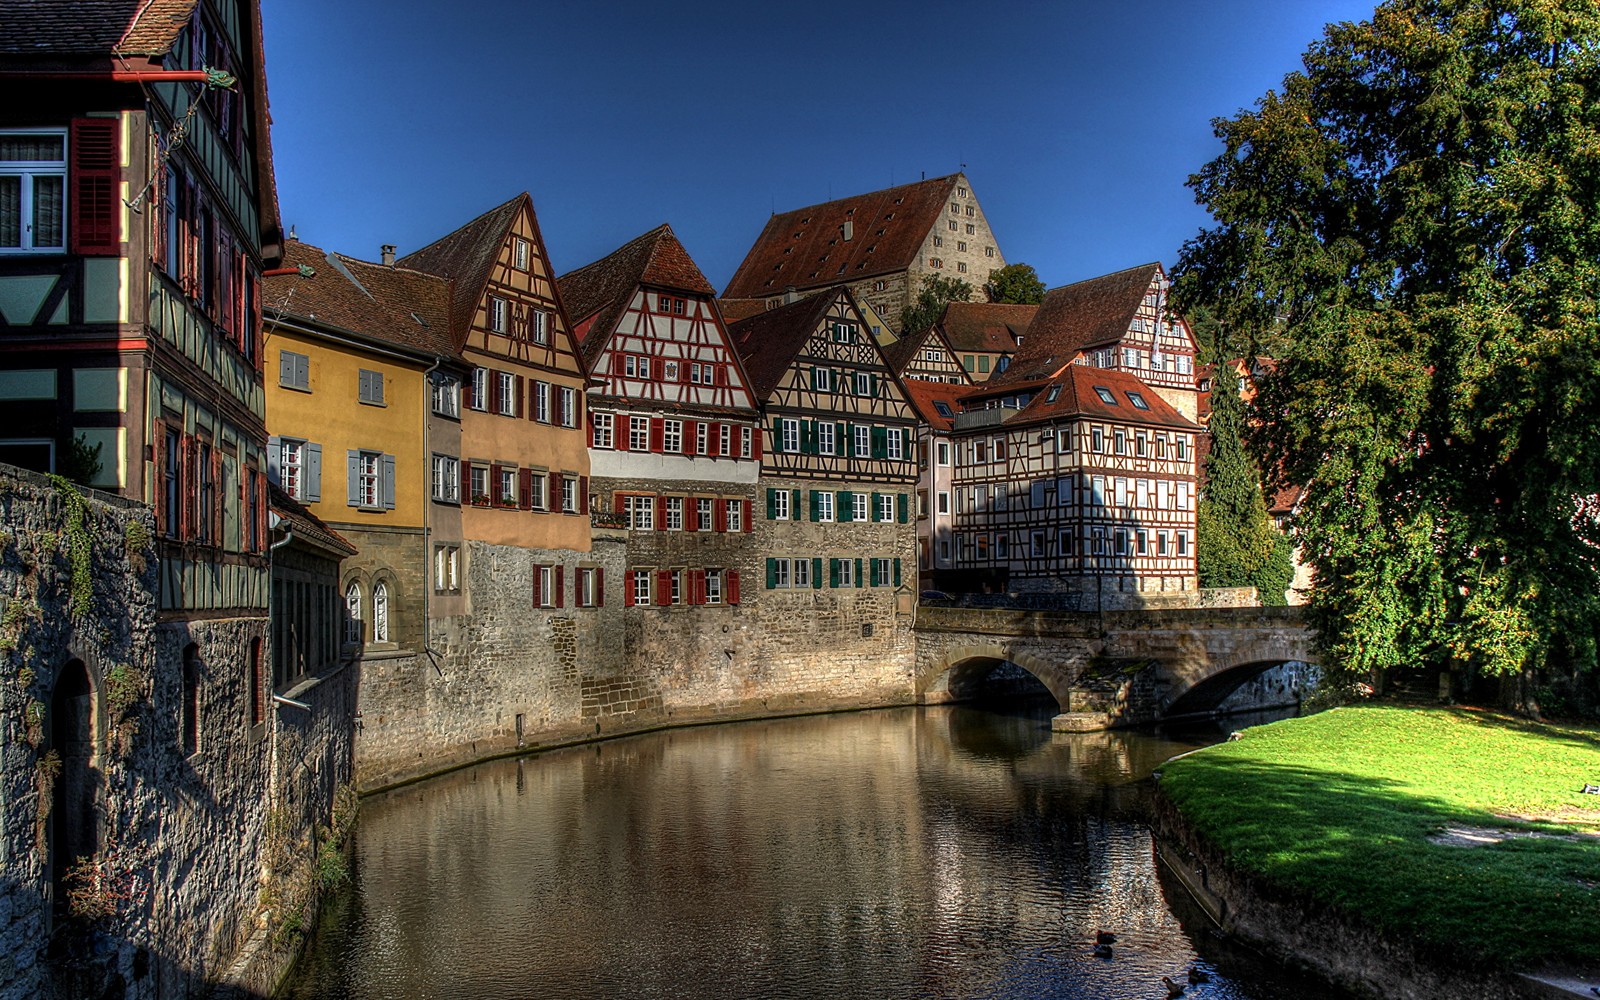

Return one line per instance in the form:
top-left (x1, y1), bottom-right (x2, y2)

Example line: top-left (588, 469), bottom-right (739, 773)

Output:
top-left (769, 173), bottom-right (961, 218)
top-left (399, 193), bottom-right (525, 269)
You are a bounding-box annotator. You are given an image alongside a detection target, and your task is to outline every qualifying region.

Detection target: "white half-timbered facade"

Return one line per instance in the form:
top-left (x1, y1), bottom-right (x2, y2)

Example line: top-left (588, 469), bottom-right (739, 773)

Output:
top-left (882, 325), bottom-right (972, 386)
top-left (948, 365), bottom-right (1199, 603)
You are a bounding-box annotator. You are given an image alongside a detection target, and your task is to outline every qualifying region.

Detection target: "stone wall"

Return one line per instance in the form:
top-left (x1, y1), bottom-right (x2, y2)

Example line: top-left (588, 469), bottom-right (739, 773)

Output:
top-left (0, 465), bottom-right (354, 999)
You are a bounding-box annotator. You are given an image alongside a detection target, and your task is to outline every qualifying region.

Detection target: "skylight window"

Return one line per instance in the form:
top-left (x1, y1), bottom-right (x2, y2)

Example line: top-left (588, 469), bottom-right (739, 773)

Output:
top-left (934, 401), bottom-right (954, 418)
top-left (1127, 391), bottom-right (1150, 410)
top-left (1046, 385), bottom-right (1062, 403)
top-left (1094, 386), bottom-right (1117, 404)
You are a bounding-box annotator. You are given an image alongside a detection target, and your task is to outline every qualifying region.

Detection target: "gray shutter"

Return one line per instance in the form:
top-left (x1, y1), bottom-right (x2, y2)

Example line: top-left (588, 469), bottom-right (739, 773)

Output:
top-left (294, 353), bottom-right (309, 388)
top-left (382, 454), bottom-right (396, 510)
top-left (266, 436), bottom-right (281, 486)
top-left (346, 450), bottom-right (360, 506)
top-left (305, 442), bottom-right (322, 502)
top-left (278, 351), bottom-right (294, 386)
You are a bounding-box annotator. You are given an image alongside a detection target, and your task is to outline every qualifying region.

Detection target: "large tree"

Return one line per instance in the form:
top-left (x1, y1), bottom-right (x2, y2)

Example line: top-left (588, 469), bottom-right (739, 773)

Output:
top-left (985, 263), bottom-right (1046, 305)
top-left (1173, 1), bottom-right (1600, 686)
top-left (900, 274), bottom-right (972, 336)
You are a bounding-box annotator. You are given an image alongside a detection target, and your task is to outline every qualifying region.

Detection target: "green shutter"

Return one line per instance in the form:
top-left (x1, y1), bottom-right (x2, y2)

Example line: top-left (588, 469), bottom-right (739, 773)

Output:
top-left (811, 557), bottom-right (823, 589)
top-left (792, 489), bottom-right (802, 515)
top-left (855, 558), bottom-right (864, 588)
top-left (870, 492), bottom-right (883, 522)
top-left (766, 488), bottom-right (777, 520)
top-left (829, 558), bottom-right (840, 588)
top-left (809, 490), bottom-right (821, 522)
top-left (869, 374), bottom-right (879, 398)
top-left (871, 426), bottom-right (886, 459)
top-left (801, 420), bottom-right (816, 455)
top-left (766, 558), bottom-right (777, 589)
top-left (897, 493), bottom-right (908, 523)
top-left (811, 366), bottom-right (822, 390)
top-left (837, 491), bottom-right (852, 521)
top-left (894, 558), bottom-right (902, 587)
top-left (870, 559), bottom-right (881, 586)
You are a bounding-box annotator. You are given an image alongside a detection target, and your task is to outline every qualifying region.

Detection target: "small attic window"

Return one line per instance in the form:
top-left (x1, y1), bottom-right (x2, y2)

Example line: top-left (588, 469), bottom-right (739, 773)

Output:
top-left (828, 238), bottom-right (838, 246)
top-left (876, 229), bottom-right (886, 236)
top-left (934, 401), bottom-right (954, 418)
top-left (894, 197), bottom-right (904, 205)
top-left (1046, 385), bottom-right (1062, 403)
top-left (1127, 391), bottom-right (1150, 410)
top-left (846, 208), bottom-right (855, 216)
top-left (800, 217), bottom-right (811, 225)
top-left (1094, 386), bottom-right (1117, 405)
top-left (784, 246), bottom-right (793, 254)
top-left (884, 212), bottom-right (895, 220)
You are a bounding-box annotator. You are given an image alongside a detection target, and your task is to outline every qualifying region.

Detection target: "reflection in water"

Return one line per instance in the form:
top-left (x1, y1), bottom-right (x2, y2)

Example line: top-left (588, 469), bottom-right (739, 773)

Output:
top-left (284, 706), bottom-right (1342, 999)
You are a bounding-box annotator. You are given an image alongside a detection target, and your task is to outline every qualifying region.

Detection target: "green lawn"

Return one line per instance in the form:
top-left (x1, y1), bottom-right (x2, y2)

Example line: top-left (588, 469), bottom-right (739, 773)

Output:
top-left (1159, 706), bottom-right (1600, 972)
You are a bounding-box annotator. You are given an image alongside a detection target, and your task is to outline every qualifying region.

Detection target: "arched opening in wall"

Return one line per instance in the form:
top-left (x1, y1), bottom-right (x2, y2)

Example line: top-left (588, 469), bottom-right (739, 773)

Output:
top-left (372, 581), bottom-right (390, 644)
top-left (344, 582), bottom-right (363, 647)
top-left (181, 644), bottom-right (200, 757)
top-left (1163, 659), bottom-right (1315, 721)
top-left (939, 656), bottom-right (1058, 710)
top-left (47, 659), bottom-right (99, 915)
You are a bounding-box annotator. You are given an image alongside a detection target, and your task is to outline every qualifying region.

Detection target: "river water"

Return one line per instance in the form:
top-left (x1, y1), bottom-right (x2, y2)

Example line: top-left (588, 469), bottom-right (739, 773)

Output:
top-left (283, 705), bottom-right (1342, 999)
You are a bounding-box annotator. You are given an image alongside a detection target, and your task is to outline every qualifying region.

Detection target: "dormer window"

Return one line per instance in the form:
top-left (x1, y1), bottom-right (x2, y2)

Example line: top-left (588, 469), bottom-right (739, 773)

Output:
top-left (1127, 391), bottom-right (1150, 410)
top-left (1094, 386), bottom-right (1117, 405)
top-left (1046, 385), bottom-right (1062, 403)
top-left (933, 401), bottom-right (953, 418)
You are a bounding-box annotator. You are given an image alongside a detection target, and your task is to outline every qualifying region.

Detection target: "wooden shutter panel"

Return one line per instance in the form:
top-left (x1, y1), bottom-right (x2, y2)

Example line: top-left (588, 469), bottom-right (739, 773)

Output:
top-left (810, 557), bottom-right (823, 589)
top-left (595, 568), bottom-right (605, 607)
top-left (752, 427), bottom-right (763, 460)
top-left (515, 375), bottom-right (526, 418)
top-left (743, 500), bottom-right (753, 533)
top-left (490, 372), bottom-right (503, 413)
top-left (650, 418), bottom-right (664, 453)
top-left (766, 488), bottom-right (777, 520)
top-left (550, 472), bottom-right (563, 511)
top-left (766, 558), bottom-right (777, 589)
top-left (654, 498), bottom-right (666, 531)
top-left (623, 570), bottom-right (635, 607)
top-left (70, 117), bottom-right (119, 254)
top-left (152, 429), bottom-right (168, 533)
top-left (727, 570), bottom-right (740, 604)
top-left (855, 558), bottom-right (864, 588)
top-left (710, 499), bottom-right (724, 533)
top-left (656, 569), bottom-right (672, 606)
top-left (615, 417), bottom-right (630, 451)
top-left (180, 436), bottom-right (196, 538)
top-left (686, 498), bottom-right (699, 533)
top-left (532, 566), bottom-right (543, 607)
top-left (346, 451), bottom-right (360, 506)
top-left (829, 558), bottom-right (840, 588)
top-left (489, 463), bottom-right (503, 506)
top-left (518, 468), bottom-right (532, 509)
top-left (554, 565), bottom-right (565, 608)
top-left (808, 491), bottom-right (821, 522)
top-left (278, 351), bottom-right (296, 387)
top-left (690, 569), bottom-right (705, 606)
top-left (578, 476), bottom-right (589, 514)
top-left (382, 455), bottom-right (396, 510)
top-left (837, 491), bottom-right (851, 522)
top-left (460, 462), bottom-right (473, 504)
top-left (707, 424), bottom-right (720, 457)
top-left (266, 435), bottom-right (281, 487)
top-left (894, 558), bottom-right (902, 587)
top-left (304, 442), bottom-right (323, 502)
top-left (897, 493), bottom-right (908, 523)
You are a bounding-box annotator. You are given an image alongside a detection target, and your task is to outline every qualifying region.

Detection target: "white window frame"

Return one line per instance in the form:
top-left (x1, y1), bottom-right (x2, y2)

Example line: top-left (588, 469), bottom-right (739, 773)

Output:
top-left (431, 454), bottom-right (460, 503)
top-left (838, 559), bottom-right (856, 587)
top-left (471, 367), bottom-right (489, 410)
top-left (357, 451), bottom-right (382, 508)
top-left (629, 416), bottom-right (650, 451)
top-left (852, 494), bottom-right (869, 522)
top-left (490, 296), bottom-right (508, 334)
top-left (497, 371), bottom-right (516, 416)
top-left (626, 494), bottom-right (655, 531)
top-left (780, 419), bottom-right (800, 453)
top-left (432, 374), bottom-right (461, 417)
top-left (513, 237), bottom-right (530, 271)
top-left (558, 386), bottom-right (576, 427)
top-left (533, 381), bottom-right (550, 422)
top-left (816, 491), bottom-right (834, 523)
top-left (876, 493), bottom-right (894, 523)
top-left (529, 471), bottom-right (547, 510)
top-left (591, 412), bottom-right (614, 449)
top-left (705, 569), bottom-right (723, 605)
top-left (281, 438), bottom-right (304, 499)
top-left (561, 476), bottom-right (577, 513)
top-left (0, 129), bottom-right (67, 254)
top-left (633, 569), bottom-right (654, 606)
top-left (792, 558), bottom-right (813, 588)
top-left (853, 425), bottom-right (870, 457)
top-left (664, 496), bottom-right (684, 531)
top-left (773, 489), bottom-right (791, 521)
top-left (696, 497), bottom-right (714, 531)
top-left (740, 426), bottom-right (753, 458)
top-left (886, 429), bottom-right (903, 461)
top-left (817, 422), bottom-right (835, 456)
top-left (663, 420), bottom-right (683, 454)
top-left (725, 499), bottom-right (743, 532)
top-left (497, 466), bottom-right (517, 506)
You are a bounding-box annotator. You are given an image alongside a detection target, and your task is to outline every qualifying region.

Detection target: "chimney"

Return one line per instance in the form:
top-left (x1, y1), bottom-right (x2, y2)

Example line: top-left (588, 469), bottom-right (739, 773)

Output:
top-left (841, 220), bottom-right (853, 242)
top-left (784, 285), bottom-right (799, 305)
top-left (381, 244), bottom-right (396, 266)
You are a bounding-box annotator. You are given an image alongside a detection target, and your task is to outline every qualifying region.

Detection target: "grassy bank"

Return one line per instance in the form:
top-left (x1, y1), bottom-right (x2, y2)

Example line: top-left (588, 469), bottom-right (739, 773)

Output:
top-left (1159, 706), bottom-right (1600, 973)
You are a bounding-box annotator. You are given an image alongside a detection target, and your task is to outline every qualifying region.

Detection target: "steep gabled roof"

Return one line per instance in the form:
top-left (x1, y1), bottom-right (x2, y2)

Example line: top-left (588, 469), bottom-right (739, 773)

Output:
top-left (557, 224), bottom-right (717, 370)
top-left (397, 194), bottom-right (526, 341)
top-left (265, 240), bottom-right (458, 361)
top-left (900, 378), bottom-right (970, 432)
top-left (990, 263), bottom-right (1163, 386)
top-left (726, 290), bottom-right (842, 400)
top-left (938, 301), bottom-right (1035, 354)
top-left (1001, 363), bottom-right (1197, 432)
top-left (880, 325), bottom-right (963, 379)
top-left (0, 0), bottom-right (196, 55)
top-left (717, 298), bottom-right (768, 325)
top-left (723, 174), bottom-right (962, 298)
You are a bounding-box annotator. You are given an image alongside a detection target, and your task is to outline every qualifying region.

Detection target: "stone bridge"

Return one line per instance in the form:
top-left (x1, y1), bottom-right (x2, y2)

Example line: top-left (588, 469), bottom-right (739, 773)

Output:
top-left (913, 605), bottom-right (1317, 730)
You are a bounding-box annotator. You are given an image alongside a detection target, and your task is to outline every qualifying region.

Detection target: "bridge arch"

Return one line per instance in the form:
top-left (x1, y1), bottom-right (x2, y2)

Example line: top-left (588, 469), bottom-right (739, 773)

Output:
top-left (917, 644), bottom-right (1076, 710)
top-left (1158, 636), bottom-right (1320, 719)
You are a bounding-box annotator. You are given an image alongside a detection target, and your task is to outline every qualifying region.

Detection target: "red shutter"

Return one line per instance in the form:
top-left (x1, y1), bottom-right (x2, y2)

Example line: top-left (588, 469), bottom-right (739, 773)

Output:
top-left (515, 375), bottom-right (526, 418)
top-left (574, 393), bottom-right (583, 432)
top-left (180, 435), bottom-right (196, 539)
top-left (706, 424), bottom-right (719, 458)
top-left (518, 468), bottom-right (531, 509)
top-left (614, 492), bottom-right (626, 515)
top-left (686, 498), bottom-right (699, 532)
top-left (684, 422), bottom-right (697, 456)
top-left (248, 269), bottom-right (263, 371)
top-left (489, 372), bottom-right (503, 413)
top-left (727, 570), bottom-right (740, 605)
top-left (742, 499), bottom-right (754, 533)
top-left (210, 447), bottom-right (223, 544)
top-left (578, 476), bottom-right (589, 514)
top-left (623, 571), bottom-right (635, 607)
top-left (550, 472), bottom-right (563, 511)
top-left (256, 472), bottom-right (268, 554)
top-left (595, 568), bottom-right (605, 607)
top-left (460, 461), bottom-right (473, 504)
top-left (649, 418), bottom-right (664, 453)
top-left (70, 118), bottom-right (120, 255)
top-left (714, 499), bottom-right (727, 533)
top-left (489, 463), bottom-right (503, 505)
top-left (613, 354), bottom-right (627, 375)
top-left (656, 569), bottom-right (672, 607)
top-left (586, 411), bottom-right (596, 446)
top-left (554, 565), bottom-right (565, 608)
top-left (532, 566), bottom-right (543, 607)
top-left (752, 427), bottom-right (764, 460)
top-left (689, 570), bottom-right (705, 605)
top-left (615, 417), bottom-right (630, 452)
top-left (654, 497), bottom-right (666, 531)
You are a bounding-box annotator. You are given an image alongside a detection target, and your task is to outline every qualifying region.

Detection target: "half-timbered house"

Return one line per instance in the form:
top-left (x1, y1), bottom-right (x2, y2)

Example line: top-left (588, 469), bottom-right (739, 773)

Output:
top-left (881, 323), bottom-right (972, 385)
top-left (727, 287), bottom-right (919, 691)
top-left (558, 224), bottom-right (761, 679)
top-left (935, 301), bottom-right (1035, 381)
top-left (991, 262), bottom-right (1199, 420)
top-left (723, 173), bottom-right (1007, 334)
top-left (948, 365), bottom-right (1200, 604)
top-left (899, 378), bottom-right (966, 582)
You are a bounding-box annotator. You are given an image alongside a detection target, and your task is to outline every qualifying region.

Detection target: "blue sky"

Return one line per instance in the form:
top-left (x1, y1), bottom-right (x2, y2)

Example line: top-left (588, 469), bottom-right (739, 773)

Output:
top-left (262, 1), bottom-right (1373, 292)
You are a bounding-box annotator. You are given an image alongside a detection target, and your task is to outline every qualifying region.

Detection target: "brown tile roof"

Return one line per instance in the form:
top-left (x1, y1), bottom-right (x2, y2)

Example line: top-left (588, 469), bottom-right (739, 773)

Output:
top-left (557, 224), bottom-right (716, 370)
top-left (989, 263), bottom-right (1163, 387)
top-left (937, 301), bottom-right (1034, 354)
top-left (900, 378), bottom-right (969, 432)
top-left (397, 194), bottom-right (526, 342)
top-left (265, 240), bottom-right (458, 361)
top-left (270, 483), bottom-right (357, 557)
top-left (1001, 363), bottom-right (1198, 432)
top-left (880, 326), bottom-right (962, 378)
top-left (726, 290), bottom-right (841, 400)
top-left (0, 0), bottom-right (195, 55)
top-left (717, 298), bottom-right (768, 324)
top-left (723, 174), bottom-right (962, 298)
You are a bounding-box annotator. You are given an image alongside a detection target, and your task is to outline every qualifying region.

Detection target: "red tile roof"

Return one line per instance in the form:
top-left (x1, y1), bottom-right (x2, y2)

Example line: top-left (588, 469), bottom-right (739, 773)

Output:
top-left (990, 263), bottom-right (1163, 385)
top-left (1002, 363), bottom-right (1198, 432)
top-left (0, 0), bottom-right (196, 55)
top-left (936, 301), bottom-right (1033, 354)
top-left (900, 378), bottom-right (970, 431)
top-left (270, 483), bottom-right (357, 557)
top-left (265, 240), bottom-right (457, 360)
top-left (716, 298), bottom-right (769, 324)
top-left (557, 224), bottom-right (717, 370)
top-left (397, 194), bottom-right (527, 342)
top-left (726, 289), bottom-right (842, 400)
top-left (723, 174), bottom-right (962, 298)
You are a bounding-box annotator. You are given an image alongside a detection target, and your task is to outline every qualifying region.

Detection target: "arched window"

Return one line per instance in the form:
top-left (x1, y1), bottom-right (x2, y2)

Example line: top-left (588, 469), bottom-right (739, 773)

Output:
top-left (372, 582), bottom-right (390, 644)
top-left (345, 582), bottom-right (362, 645)
top-left (181, 645), bottom-right (200, 757)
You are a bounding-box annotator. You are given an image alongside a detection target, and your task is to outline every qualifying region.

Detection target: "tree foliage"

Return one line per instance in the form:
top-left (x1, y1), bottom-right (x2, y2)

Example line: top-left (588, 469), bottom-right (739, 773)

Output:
top-left (985, 263), bottom-right (1046, 305)
top-left (1173, 1), bottom-right (1600, 680)
top-left (1197, 364), bottom-right (1297, 605)
top-left (899, 274), bottom-right (972, 336)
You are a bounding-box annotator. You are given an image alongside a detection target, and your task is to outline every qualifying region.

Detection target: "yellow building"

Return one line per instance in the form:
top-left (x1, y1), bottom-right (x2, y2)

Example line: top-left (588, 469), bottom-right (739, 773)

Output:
top-left (264, 240), bottom-right (466, 653)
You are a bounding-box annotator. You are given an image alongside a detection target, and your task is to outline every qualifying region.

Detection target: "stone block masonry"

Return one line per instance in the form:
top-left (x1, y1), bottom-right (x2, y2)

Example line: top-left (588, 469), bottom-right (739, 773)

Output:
top-left (0, 465), bottom-right (355, 1000)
